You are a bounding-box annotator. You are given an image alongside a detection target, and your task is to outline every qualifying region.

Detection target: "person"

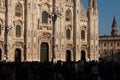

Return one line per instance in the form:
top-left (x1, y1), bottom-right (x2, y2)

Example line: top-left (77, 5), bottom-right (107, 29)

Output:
top-left (90, 61), bottom-right (99, 80)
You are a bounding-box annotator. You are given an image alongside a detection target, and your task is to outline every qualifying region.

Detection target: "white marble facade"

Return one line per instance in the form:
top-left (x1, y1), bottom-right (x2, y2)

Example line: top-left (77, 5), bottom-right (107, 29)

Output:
top-left (0, 0), bottom-right (99, 62)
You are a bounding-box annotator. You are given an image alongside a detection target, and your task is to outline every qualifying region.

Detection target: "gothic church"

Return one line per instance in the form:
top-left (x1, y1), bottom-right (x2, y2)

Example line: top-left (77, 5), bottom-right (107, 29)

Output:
top-left (0, 0), bottom-right (98, 62)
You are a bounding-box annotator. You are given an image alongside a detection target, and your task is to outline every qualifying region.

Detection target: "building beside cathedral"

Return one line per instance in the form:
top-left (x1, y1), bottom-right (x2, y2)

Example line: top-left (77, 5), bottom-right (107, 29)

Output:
top-left (99, 17), bottom-right (120, 62)
top-left (0, 0), bottom-right (99, 62)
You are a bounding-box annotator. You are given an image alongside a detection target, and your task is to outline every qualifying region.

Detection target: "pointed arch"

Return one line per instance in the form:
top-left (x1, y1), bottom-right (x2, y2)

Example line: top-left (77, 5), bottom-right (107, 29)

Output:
top-left (81, 30), bottom-right (85, 40)
top-left (65, 9), bottom-right (72, 21)
top-left (16, 25), bottom-right (21, 37)
top-left (42, 11), bottom-right (48, 23)
top-left (15, 2), bottom-right (23, 17)
top-left (66, 29), bottom-right (71, 40)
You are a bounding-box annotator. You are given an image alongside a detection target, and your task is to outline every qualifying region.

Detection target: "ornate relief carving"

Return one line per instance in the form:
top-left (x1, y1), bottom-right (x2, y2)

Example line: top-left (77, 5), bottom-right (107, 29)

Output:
top-left (38, 32), bottom-right (51, 41)
top-left (38, 1), bottom-right (51, 10)
top-left (81, 44), bottom-right (87, 50)
top-left (38, 25), bottom-right (52, 30)
top-left (41, 32), bottom-right (51, 39)
top-left (65, 24), bottom-right (72, 30)
top-left (13, 20), bottom-right (23, 26)
top-left (66, 44), bottom-right (73, 49)
top-left (14, 42), bottom-right (24, 48)
top-left (80, 26), bottom-right (87, 30)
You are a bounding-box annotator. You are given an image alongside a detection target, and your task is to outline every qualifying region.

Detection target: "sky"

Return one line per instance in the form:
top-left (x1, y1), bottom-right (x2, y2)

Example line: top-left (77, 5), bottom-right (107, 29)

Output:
top-left (82, 0), bottom-right (120, 36)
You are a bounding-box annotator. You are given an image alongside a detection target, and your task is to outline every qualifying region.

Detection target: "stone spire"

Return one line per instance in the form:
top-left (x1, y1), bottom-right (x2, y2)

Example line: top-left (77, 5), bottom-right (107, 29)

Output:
top-left (89, 0), bottom-right (93, 9)
top-left (88, 0), bottom-right (99, 60)
top-left (93, 0), bottom-right (97, 10)
top-left (111, 16), bottom-right (118, 36)
top-left (89, 0), bottom-right (97, 9)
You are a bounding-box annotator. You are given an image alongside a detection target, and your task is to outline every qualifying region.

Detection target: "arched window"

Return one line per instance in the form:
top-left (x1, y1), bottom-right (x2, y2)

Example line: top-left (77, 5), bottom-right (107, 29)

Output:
top-left (42, 11), bottom-right (48, 23)
top-left (15, 3), bottom-right (22, 17)
top-left (66, 29), bottom-right (71, 40)
top-left (81, 30), bottom-right (85, 40)
top-left (16, 25), bottom-right (21, 37)
top-left (0, 24), bottom-right (1, 35)
top-left (66, 9), bottom-right (72, 21)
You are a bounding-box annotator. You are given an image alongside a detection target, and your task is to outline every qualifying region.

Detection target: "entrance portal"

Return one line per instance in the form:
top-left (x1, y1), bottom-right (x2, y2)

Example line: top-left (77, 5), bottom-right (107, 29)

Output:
top-left (40, 43), bottom-right (49, 62)
top-left (15, 48), bottom-right (21, 62)
top-left (81, 50), bottom-right (86, 61)
top-left (66, 50), bottom-right (71, 62)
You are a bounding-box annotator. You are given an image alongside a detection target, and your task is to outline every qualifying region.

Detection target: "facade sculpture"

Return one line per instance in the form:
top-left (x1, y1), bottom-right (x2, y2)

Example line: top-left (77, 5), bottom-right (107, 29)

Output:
top-left (0, 0), bottom-right (98, 62)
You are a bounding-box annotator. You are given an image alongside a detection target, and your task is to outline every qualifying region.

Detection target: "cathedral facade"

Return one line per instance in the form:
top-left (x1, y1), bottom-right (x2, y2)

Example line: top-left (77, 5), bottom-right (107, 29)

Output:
top-left (0, 0), bottom-right (99, 62)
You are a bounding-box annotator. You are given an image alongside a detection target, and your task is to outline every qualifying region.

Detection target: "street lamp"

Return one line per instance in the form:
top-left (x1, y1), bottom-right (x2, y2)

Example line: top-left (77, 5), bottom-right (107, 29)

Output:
top-left (49, 0), bottom-right (61, 62)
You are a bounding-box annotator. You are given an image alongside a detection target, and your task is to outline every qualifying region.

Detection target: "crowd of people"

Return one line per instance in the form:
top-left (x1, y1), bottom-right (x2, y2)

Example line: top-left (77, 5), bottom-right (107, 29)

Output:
top-left (0, 60), bottom-right (120, 80)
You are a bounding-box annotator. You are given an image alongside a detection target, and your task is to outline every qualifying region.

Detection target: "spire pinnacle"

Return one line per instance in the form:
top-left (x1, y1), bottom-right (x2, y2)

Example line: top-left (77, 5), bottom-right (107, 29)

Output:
top-left (89, 0), bottom-right (93, 9)
top-left (88, 0), bottom-right (97, 10)
top-left (111, 16), bottom-right (118, 36)
top-left (93, 0), bottom-right (97, 9)
top-left (112, 16), bottom-right (117, 27)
